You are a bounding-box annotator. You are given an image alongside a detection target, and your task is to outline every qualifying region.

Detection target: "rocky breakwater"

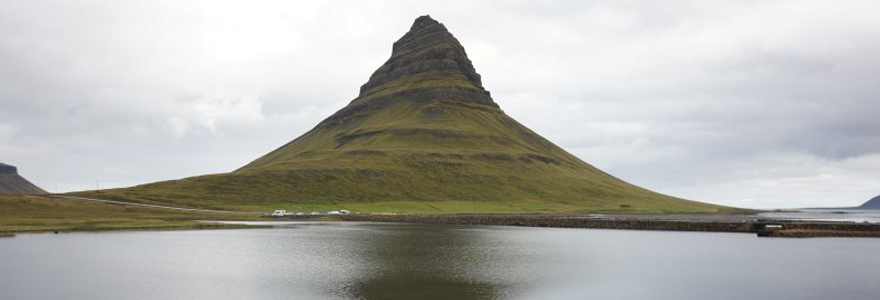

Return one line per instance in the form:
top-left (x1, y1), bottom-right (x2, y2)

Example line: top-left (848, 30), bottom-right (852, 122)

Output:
top-left (328, 213), bottom-right (880, 238)
top-left (339, 213), bottom-right (752, 232)
top-left (753, 221), bottom-right (880, 238)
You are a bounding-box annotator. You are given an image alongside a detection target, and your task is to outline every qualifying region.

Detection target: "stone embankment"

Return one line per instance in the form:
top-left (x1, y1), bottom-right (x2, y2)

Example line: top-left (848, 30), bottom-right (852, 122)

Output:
top-left (269, 213), bottom-right (880, 238)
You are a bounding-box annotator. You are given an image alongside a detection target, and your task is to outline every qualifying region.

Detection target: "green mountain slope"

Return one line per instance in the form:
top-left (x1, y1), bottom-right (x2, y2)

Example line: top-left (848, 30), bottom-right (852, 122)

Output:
top-left (78, 16), bottom-right (726, 213)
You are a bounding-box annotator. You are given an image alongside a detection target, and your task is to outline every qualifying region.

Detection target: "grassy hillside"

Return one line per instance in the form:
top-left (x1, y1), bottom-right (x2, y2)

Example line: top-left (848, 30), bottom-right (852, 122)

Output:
top-left (74, 86), bottom-right (724, 213)
top-left (71, 16), bottom-right (729, 214)
top-left (0, 195), bottom-right (258, 233)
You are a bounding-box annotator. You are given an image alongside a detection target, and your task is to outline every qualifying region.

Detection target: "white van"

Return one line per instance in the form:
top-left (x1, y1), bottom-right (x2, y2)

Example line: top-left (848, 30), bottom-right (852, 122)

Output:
top-left (271, 210), bottom-right (287, 217)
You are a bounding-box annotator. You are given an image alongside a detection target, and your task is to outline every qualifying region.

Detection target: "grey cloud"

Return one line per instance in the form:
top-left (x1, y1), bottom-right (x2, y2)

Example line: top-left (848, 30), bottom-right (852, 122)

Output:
top-left (1, 0), bottom-right (879, 208)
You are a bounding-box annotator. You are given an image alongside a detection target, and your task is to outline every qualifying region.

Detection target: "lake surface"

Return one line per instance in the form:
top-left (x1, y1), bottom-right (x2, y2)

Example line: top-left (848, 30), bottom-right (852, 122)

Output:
top-left (2, 223), bottom-right (879, 300)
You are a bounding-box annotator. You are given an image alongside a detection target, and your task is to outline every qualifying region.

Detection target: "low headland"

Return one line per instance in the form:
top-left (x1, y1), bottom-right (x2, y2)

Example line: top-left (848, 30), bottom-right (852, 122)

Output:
top-left (2, 195), bottom-right (878, 238)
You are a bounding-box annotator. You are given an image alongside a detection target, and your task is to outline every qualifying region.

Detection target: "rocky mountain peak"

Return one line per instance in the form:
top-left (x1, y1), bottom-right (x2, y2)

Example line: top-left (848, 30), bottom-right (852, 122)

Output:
top-left (409, 15), bottom-right (441, 31)
top-left (392, 15), bottom-right (449, 53)
top-left (359, 15), bottom-right (484, 96)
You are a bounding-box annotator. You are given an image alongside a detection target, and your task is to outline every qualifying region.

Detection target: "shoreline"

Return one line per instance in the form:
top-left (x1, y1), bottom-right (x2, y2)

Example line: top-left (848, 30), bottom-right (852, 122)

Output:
top-left (0, 222), bottom-right (266, 235)
top-left (4, 211), bottom-right (879, 238)
top-left (268, 213), bottom-right (880, 238)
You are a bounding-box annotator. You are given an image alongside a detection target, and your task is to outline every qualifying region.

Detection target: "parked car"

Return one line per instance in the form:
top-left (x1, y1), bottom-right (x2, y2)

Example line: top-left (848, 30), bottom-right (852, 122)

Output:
top-left (339, 210), bottom-right (351, 215)
top-left (295, 212), bottom-right (305, 216)
top-left (310, 212), bottom-right (321, 215)
top-left (271, 210), bottom-right (287, 217)
top-left (327, 210), bottom-right (341, 215)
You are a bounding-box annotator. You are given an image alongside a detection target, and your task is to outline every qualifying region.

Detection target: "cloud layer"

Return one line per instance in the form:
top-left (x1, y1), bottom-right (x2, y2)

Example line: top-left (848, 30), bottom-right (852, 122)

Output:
top-left (1, 0), bottom-right (878, 208)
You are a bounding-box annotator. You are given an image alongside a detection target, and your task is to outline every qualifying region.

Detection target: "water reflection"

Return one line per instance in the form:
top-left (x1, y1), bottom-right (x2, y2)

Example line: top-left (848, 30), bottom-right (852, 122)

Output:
top-left (2, 223), bottom-right (879, 300)
top-left (341, 225), bottom-right (504, 300)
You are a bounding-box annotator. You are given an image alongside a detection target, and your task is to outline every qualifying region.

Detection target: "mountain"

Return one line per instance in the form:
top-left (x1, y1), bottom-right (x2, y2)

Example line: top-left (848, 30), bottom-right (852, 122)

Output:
top-left (0, 163), bottom-right (46, 195)
top-left (858, 195), bottom-right (880, 209)
top-left (80, 16), bottom-right (725, 213)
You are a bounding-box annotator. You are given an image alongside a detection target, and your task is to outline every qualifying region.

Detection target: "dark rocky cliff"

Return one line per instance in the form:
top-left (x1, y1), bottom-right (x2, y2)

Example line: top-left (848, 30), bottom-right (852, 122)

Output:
top-left (0, 163), bottom-right (47, 195)
top-left (0, 163), bottom-right (17, 174)
top-left (360, 15), bottom-right (485, 95)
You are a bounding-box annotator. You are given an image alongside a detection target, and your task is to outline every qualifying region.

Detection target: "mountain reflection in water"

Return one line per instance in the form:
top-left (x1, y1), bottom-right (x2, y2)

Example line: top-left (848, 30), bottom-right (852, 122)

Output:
top-left (2, 222), bottom-right (879, 300)
top-left (341, 225), bottom-right (506, 299)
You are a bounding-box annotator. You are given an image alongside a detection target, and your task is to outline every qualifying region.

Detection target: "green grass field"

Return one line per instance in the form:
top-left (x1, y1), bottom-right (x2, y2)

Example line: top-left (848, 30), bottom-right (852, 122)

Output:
top-left (0, 195), bottom-right (263, 233)
top-left (218, 200), bottom-right (736, 214)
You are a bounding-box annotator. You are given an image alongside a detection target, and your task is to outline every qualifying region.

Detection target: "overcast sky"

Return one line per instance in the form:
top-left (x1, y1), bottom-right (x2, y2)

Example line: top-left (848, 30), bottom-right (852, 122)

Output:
top-left (1, 0), bottom-right (878, 208)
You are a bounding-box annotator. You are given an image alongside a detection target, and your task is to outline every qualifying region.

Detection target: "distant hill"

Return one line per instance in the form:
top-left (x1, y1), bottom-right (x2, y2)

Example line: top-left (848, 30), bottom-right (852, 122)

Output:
top-left (0, 163), bottom-right (46, 195)
top-left (75, 16), bottom-right (727, 213)
top-left (859, 195), bottom-right (880, 209)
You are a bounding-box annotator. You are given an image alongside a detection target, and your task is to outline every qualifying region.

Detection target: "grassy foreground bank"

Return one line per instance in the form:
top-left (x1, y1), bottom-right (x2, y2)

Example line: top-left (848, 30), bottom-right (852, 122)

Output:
top-left (0, 195), bottom-right (263, 233)
top-left (70, 191), bottom-right (736, 214)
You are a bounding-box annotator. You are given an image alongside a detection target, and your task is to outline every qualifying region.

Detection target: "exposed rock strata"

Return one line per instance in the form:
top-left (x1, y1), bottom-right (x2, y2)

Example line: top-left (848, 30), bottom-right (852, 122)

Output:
top-left (360, 15), bottom-right (485, 95)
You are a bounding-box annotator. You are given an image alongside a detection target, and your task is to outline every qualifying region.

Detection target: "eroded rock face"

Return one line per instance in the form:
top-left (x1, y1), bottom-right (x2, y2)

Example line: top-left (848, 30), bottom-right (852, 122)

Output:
top-left (318, 86), bottom-right (497, 130)
top-left (359, 15), bottom-right (485, 95)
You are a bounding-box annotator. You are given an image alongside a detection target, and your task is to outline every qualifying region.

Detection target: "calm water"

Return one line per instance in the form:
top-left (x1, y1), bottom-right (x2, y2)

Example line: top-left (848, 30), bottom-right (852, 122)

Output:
top-left (2, 223), bottom-right (879, 300)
